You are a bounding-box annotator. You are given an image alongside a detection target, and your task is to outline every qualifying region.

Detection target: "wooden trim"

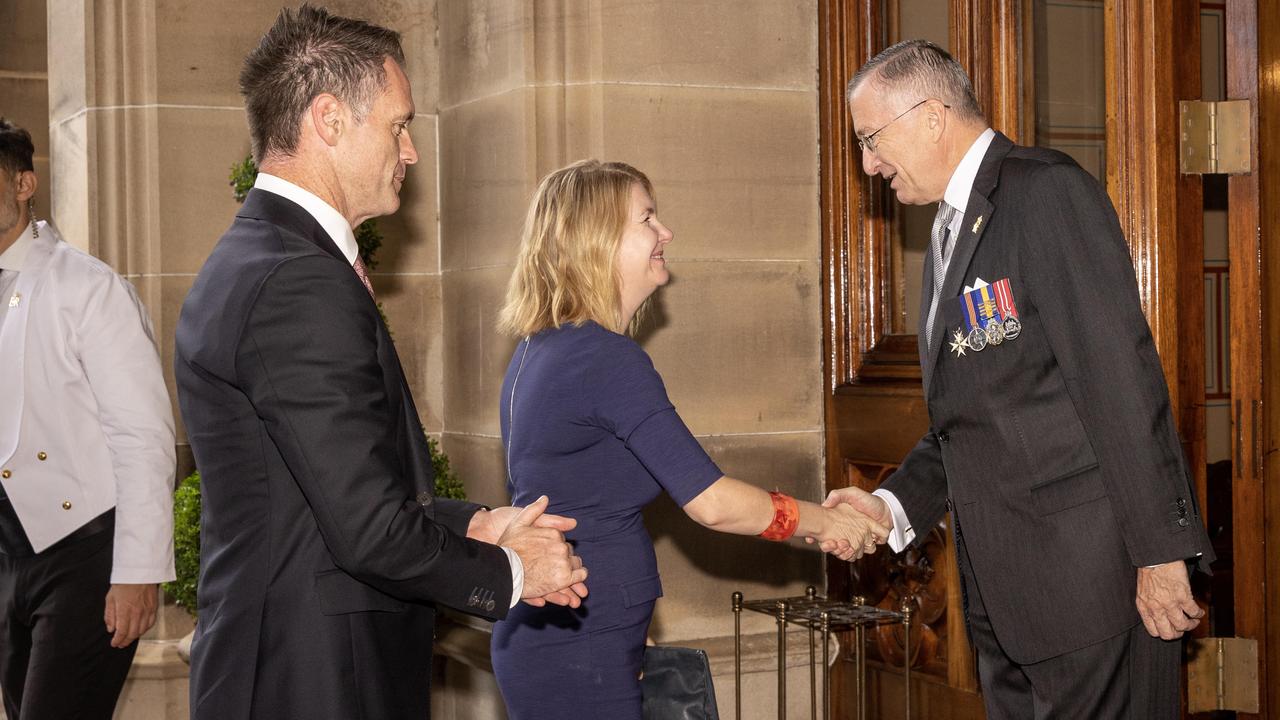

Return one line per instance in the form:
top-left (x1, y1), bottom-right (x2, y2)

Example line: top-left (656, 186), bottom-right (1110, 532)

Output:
top-left (1104, 0), bottom-right (1181, 380)
top-left (1226, 0), bottom-right (1274, 716)
top-left (951, 0), bottom-right (1024, 141)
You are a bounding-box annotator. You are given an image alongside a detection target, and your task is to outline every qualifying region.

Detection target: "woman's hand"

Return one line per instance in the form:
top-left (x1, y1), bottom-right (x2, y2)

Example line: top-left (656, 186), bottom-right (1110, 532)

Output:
top-left (810, 503), bottom-right (890, 562)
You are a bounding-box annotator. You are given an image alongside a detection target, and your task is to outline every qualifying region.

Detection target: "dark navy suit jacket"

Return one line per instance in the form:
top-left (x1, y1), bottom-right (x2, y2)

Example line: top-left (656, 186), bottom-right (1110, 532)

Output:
top-left (176, 189), bottom-right (512, 719)
top-left (885, 133), bottom-right (1213, 664)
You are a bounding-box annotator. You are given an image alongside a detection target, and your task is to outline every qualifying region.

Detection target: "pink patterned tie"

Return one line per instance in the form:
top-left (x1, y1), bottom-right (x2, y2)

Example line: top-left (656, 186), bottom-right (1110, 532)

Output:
top-left (352, 256), bottom-right (376, 300)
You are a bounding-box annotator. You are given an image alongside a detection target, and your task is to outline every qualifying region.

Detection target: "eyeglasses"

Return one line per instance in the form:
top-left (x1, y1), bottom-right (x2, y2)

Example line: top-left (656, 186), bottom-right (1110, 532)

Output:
top-left (855, 99), bottom-right (949, 153)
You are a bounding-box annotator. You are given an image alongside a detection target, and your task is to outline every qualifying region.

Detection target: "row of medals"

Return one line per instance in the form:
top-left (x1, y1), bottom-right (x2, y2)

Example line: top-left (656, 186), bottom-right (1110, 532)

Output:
top-left (956, 315), bottom-right (1022, 353)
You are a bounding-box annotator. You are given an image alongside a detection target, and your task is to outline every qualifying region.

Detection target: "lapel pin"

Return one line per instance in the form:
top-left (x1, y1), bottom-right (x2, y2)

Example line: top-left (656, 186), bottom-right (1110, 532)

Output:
top-left (7, 293), bottom-right (18, 308)
top-left (972, 215), bottom-right (984, 233)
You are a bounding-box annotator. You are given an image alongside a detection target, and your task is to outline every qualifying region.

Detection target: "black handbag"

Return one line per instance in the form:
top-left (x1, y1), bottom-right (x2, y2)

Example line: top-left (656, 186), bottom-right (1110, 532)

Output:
top-left (641, 645), bottom-right (721, 720)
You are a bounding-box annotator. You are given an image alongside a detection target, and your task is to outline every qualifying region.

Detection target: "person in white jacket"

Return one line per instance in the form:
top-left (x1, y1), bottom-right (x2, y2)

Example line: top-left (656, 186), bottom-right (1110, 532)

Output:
top-left (0, 118), bottom-right (175, 719)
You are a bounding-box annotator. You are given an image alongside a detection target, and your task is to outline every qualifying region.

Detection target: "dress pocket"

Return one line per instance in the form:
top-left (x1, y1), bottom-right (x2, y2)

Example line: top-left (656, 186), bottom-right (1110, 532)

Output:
top-left (621, 574), bottom-right (664, 609)
top-left (1030, 464), bottom-right (1106, 516)
top-left (313, 568), bottom-right (408, 615)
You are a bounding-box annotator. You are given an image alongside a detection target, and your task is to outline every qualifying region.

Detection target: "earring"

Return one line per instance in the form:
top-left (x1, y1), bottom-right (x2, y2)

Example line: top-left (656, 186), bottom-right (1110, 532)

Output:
top-left (27, 198), bottom-right (37, 238)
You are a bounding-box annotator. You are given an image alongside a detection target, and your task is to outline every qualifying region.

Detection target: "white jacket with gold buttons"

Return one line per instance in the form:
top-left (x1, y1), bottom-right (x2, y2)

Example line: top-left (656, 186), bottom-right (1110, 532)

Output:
top-left (0, 221), bottom-right (174, 583)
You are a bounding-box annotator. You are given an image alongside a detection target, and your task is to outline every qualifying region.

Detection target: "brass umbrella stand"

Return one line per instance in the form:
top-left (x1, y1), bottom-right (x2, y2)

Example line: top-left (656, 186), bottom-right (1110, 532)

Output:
top-left (732, 586), bottom-right (914, 720)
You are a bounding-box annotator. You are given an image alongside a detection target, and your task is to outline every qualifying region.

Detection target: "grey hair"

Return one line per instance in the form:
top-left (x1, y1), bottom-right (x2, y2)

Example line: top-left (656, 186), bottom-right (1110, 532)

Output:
top-left (239, 4), bottom-right (405, 163)
top-left (846, 39), bottom-right (984, 122)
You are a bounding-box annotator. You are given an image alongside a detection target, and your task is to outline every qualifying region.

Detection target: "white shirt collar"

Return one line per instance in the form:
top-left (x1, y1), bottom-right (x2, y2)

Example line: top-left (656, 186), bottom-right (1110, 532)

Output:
top-left (942, 128), bottom-right (996, 216)
top-left (0, 221), bottom-right (37, 272)
top-left (254, 173), bottom-right (359, 265)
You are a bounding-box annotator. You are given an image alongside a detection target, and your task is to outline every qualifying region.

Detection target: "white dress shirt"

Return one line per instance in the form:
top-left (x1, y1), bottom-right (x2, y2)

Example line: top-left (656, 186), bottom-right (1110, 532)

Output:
top-left (252, 174), bottom-right (525, 606)
top-left (873, 128), bottom-right (995, 552)
top-left (0, 220), bottom-right (175, 582)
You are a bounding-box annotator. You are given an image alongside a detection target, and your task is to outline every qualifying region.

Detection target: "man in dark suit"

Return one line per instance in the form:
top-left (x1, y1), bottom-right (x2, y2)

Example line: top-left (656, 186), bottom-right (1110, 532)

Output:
top-left (175, 7), bottom-right (588, 719)
top-left (824, 40), bottom-right (1213, 718)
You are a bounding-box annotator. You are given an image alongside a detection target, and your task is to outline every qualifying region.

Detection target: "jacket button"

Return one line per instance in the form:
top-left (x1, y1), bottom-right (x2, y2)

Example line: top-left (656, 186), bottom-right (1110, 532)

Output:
top-left (37, 452), bottom-right (47, 461)
top-left (937, 432), bottom-right (950, 443)
top-left (61, 501), bottom-right (72, 510)
top-left (1, 470), bottom-right (9, 479)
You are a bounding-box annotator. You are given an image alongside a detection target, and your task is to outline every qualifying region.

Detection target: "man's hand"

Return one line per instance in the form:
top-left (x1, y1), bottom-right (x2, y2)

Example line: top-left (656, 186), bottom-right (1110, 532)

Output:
top-left (812, 504), bottom-right (891, 562)
top-left (104, 583), bottom-right (159, 648)
top-left (497, 496), bottom-right (589, 608)
top-left (1136, 561), bottom-right (1203, 640)
top-left (467, 504), bottom-right (577, 545)
top-left (807, 486), bottom-right (893, 559)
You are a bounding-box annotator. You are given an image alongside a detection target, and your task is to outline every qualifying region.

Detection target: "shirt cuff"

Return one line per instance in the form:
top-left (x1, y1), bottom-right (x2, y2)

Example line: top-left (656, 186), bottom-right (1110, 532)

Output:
top-left (501, 546), bottom-right (524, 608)
top-left (872, 488), bottom-right (915, 552)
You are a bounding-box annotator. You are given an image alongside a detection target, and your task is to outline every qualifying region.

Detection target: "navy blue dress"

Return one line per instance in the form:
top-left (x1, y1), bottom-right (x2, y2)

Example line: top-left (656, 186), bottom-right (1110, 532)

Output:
top-left (491, 322), bottom-right (723, 719)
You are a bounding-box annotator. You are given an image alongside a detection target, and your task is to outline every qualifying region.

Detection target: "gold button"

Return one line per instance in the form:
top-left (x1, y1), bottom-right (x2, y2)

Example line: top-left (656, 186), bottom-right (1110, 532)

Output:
top-left (37, 452), bottom-right (47, 461)
top-left (1, 470), bottom-right (9, 479)
top-left (61, 501), bottom-right (72, 510)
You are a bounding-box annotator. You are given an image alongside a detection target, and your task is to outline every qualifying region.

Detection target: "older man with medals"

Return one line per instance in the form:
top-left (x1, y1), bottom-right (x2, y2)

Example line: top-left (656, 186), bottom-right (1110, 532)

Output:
top-left (823, 40), bottom-right (1213, 719)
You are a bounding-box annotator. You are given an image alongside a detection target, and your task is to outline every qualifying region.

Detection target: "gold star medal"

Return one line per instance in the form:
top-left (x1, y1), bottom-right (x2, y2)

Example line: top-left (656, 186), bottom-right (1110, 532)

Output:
top-left (949, 329), bottom-right (968, 357)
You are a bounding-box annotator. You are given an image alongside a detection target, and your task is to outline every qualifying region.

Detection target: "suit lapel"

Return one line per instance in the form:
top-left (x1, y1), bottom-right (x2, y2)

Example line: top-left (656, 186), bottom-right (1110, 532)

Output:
top-left (921, 133), bottom-right (1014, 389)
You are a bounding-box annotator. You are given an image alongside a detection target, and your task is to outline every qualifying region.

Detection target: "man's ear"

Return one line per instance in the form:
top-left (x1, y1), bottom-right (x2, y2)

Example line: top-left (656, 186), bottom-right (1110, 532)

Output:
top-left (926, 99), bottom-right (946, 140)
top-left (14, 170), bottom-right (37, 203)
top-left (308, 93), bottom-right (345, 148)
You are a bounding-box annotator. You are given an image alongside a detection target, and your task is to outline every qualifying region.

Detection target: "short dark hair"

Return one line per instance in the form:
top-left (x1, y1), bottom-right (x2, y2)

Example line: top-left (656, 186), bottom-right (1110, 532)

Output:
top-left (0, 118), bottom-right (35, 178)
top-left (847, 39), bottom-right (984, 122)
top-left (239, 4), bottom-right (405, 163)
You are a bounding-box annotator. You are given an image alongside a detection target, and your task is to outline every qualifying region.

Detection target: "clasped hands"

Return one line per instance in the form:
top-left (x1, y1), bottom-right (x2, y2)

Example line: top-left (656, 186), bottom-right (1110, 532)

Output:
top-left (805, 486), bottom-right (893, 562)
top-left (468, 496), bottom-right (590, 608)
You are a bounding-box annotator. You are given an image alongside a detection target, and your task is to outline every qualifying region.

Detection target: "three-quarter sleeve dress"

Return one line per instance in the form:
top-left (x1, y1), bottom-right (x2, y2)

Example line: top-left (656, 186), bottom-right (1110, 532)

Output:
top-left (490, 321), bottom-right (723, 719)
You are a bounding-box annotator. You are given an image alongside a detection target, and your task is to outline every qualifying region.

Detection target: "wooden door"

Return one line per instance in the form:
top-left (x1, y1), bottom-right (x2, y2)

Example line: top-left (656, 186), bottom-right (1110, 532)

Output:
top-left (819, 1), bottom-right (1279, 717)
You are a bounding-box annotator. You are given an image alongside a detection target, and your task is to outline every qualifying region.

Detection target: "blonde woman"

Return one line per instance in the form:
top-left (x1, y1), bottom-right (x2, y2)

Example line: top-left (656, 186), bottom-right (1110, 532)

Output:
top-left (491, 160), bottom-right (886, 718)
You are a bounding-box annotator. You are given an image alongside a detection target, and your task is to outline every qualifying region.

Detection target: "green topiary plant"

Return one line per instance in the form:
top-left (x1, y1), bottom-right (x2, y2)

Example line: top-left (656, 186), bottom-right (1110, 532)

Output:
top-left (163, 471), bottom-right (201, 614)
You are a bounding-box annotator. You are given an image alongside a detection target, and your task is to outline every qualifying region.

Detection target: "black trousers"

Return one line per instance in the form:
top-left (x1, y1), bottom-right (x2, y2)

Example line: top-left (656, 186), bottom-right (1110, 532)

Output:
top-left (0, 520), bottom-right (137, 720)
top-left (955, 523), bottom-right (1181, 719)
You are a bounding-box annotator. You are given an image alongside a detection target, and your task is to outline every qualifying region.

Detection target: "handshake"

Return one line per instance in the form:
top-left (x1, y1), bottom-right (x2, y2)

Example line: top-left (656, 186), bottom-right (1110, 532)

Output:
top-left (805, 486), bottom-right (894, 563)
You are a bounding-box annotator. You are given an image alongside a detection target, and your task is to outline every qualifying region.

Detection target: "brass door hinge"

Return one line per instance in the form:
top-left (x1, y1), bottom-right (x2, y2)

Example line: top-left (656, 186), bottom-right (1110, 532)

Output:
top-left (1187, 637), bottom-right (1259, 713)
top-left (1179, 100), bottom-right (1252, 174)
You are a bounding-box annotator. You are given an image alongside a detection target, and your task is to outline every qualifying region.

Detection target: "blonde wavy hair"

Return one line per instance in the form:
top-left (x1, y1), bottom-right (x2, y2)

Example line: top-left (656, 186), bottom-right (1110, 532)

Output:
top-left (499, 159), bottom-right (655, 337)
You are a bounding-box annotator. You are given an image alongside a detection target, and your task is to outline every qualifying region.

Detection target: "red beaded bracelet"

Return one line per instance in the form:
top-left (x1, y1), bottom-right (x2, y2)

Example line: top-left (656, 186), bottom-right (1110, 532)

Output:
top-left (759, 491), bottom-right (800, 541)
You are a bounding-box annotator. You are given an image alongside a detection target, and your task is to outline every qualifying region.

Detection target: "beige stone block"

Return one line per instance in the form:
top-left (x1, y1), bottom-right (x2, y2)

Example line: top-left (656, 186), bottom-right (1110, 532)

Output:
top-left (48, 113), bottom-right (90, 252)
top-left (439, 433), bottom-right (510, 509)
top-left (376, 114), bottom-right (439, 275)
top-left (595, 0), bottom-right (817, 89)
top-left (438, 0), bottom-right (530, 108)
top-left (151, 0), bottom-right (439, 109)
top-left (113, 639), bottom-right (189, 720)
top-left (153, 108), bottom-right (251, 273)
top-left (645, 432), bottom-right (825, 643)
top-left (373, 274), bottom-right (444, 433)
top-left (431, 654), bottom-right (509, 720)
top-left (438, 89), bottom-right (533, 271)
top-left (0, 0), bottom-right (48, 74)
top-left (46, 0), bottom-right (88, 124)
top-left (153, 0), bottom-right (282, 106)
top-left (0, 77), bottom-right (50, 157)
top-left (636, 260), bottom-right (822, 435)
top-left (592, 84), bottom-right (819, 262)
top-left (440, 266), bottom-right (519, 436)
